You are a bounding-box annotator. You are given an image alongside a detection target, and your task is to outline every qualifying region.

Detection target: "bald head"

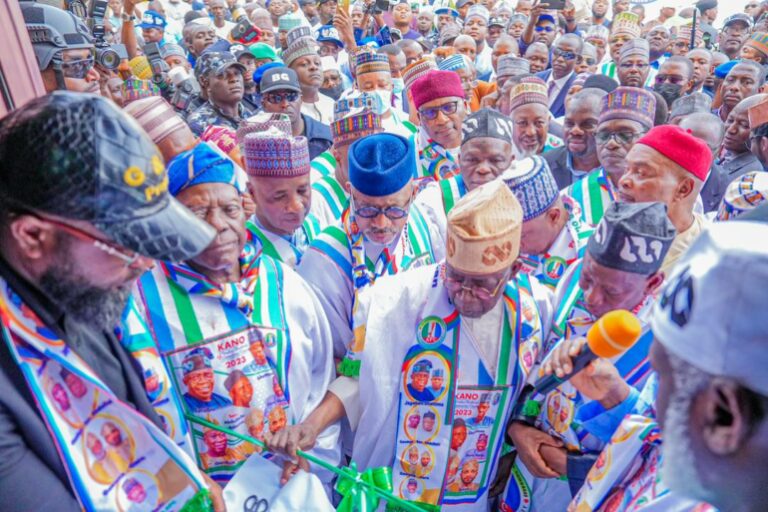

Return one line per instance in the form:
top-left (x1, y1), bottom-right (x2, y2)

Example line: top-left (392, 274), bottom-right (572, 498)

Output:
top-left (494, 35), bottom-right (519, 54)
top-left (558, 33), bottom-right (584, 54)
top-left (678, 113), bottom-right (724, 153)
top-left (734, 93), bottom-right (768, 115)
top-left (571, 88), bottom-right (606, 110)
top-left (454, 34), bottom-right (476, 49)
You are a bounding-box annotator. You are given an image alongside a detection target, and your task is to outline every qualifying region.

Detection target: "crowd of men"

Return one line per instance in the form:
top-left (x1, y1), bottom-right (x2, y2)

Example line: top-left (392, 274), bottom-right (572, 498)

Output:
top-left (1, 0), bottom-right (768, 510)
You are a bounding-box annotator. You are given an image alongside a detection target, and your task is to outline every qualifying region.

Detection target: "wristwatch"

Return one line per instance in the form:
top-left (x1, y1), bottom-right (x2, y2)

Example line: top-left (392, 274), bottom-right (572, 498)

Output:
top-left (121, 13), bottom-right (136, 22)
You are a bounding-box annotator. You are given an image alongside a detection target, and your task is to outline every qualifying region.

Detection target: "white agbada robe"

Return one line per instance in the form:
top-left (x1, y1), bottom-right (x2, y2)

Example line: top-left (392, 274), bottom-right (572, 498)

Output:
top-left (133, 256), bottom-right (341, 484)
top-left (351, 264), bottom-right (554, 511)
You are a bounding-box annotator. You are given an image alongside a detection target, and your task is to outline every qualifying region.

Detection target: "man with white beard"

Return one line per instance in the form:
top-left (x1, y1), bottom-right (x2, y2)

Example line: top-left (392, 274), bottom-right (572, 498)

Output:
top-left (564, 222), bottom-right (768, 511)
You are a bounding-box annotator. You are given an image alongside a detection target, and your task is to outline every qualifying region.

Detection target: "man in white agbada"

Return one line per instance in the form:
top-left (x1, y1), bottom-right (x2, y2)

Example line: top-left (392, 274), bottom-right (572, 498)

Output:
top-left (268, 180), bottom-right (553, 510)
top-left (133, 143), bottom-right (340, 485)
top-left (298, 132), bottom-right (445, 361)
top-left (240, 117), bottom-right (322, 268)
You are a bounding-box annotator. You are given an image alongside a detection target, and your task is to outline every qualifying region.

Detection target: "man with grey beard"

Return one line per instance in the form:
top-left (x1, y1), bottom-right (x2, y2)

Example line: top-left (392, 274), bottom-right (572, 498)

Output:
top-left (561, 222), bottom-right (768, 511)
top-left (0, 93), bottom-right (224, 510)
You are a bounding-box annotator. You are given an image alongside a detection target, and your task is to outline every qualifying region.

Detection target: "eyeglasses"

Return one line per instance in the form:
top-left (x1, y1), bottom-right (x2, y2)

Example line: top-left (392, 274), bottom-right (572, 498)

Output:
top-left (419, 100), bottom-right (459, 120)
top-left (354, 203), bottom-right (410, 220)
top-left (580, 57), bottom-right (596, 65)
top-left (619, 62), bottom-right (649, 70)
top-left (553, 47), bottom-right (577, 60)
top-left (17, 210), bottom-right (145, 268)
top-left (535, 25), bottom-right (555, 32)
top-left (444, 275), bottom-right (505, 300)
top-left (60, 57), bottom-right (95, 79)
top-left (263, 91), bottom-right (300, 104)
top-left (595, 130), bottom-right (645, 145)
top-left (655, 74), bottom-right (685, 85)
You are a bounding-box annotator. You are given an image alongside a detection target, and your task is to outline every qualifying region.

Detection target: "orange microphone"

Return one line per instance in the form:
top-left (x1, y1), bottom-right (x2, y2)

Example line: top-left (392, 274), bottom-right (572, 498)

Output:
top-left (532, 310), bottom-right (642, 396)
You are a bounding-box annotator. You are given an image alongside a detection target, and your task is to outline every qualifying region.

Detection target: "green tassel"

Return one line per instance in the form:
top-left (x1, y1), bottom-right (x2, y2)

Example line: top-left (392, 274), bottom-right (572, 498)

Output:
top-left (179, 489), bottom-right (213, 512)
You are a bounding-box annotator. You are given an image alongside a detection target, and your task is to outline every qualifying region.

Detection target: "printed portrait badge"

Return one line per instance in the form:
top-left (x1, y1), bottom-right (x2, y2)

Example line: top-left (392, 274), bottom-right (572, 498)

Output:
top-left (416, 316), bottom-right (447, 348)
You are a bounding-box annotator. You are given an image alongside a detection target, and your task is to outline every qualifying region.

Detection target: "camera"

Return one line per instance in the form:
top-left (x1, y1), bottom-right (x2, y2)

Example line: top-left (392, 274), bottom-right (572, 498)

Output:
top-left (168, 67), bottom-right (201, 112)
top-left (230, 18), bottom-right (262, 45)
top-left (144, 42), bottom-right (170, 90)
top-left (88, 0), bottom-right (124, 70)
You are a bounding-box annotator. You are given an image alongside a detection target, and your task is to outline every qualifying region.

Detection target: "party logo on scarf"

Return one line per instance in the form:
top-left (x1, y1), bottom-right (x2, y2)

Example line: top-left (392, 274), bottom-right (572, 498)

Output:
top-left (416, 316), bottom-right (447, 347)
top-left (544, 256), bottom-right (566, 281)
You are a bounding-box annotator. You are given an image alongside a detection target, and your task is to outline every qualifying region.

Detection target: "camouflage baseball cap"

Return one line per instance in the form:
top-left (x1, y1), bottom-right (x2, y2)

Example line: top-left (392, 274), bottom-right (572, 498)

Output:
top-left (0, 92), bottom-right (215, 262)
top-left (194, 51), bottom-right (246, 81)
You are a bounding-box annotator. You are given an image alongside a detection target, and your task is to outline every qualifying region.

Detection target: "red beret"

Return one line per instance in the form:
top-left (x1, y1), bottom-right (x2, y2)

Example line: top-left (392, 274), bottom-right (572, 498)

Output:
top-left (411, 70), bottom-right (466, 110)
top-left (636, 125), bottom-right (712, 181)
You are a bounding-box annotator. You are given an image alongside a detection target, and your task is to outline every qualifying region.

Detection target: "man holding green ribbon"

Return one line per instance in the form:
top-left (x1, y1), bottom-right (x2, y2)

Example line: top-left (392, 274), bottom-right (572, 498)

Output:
top-left (0, 93), bottom-right (223, 511)
top-left (270, 179), bottom-right (552, 510)
top-left (133, 142), bottom-right (340, 486)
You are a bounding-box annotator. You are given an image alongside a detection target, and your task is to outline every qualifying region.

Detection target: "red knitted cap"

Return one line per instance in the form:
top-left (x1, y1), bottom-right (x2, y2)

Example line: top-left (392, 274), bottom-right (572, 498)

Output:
top-left (411, 70), bottom-right (466, 110)
top-left (636, 125), bottom-right (712, 181)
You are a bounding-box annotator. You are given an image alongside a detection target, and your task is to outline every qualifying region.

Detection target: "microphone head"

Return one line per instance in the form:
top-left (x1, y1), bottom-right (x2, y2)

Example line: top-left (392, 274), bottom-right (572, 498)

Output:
top-left (587, 310), bottom-right (642, 358)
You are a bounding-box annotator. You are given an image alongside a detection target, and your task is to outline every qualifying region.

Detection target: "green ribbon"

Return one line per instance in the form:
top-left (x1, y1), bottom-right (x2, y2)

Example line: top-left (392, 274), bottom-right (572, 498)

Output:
top-left (185, 415), bottom-right (429, 512)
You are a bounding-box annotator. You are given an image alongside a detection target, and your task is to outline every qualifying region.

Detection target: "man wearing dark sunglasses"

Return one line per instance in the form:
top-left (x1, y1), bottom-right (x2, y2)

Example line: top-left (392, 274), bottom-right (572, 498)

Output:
top-left (0, 93), bottom-right (223, 512)
top-left (22, 2), bottom-right (100, 94)
top-left (259, 66), bottom-right (332, 160)
top-left (535, 34), bottom-right (581, 119)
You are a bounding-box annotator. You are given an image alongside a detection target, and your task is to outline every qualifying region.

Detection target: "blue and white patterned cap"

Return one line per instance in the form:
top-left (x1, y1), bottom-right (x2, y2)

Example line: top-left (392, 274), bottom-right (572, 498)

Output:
top-left (501, 156), bottom-right (559, 221)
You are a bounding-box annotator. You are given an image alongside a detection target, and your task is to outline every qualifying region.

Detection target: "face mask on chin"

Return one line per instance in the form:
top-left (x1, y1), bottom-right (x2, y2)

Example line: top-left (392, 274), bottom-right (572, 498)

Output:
top-left (370, 89), bottom-right (393, 115)
top-left (320, 84), bottom-right (344, 100)
top-left (653, 82), bottom-right (683, 107)
top-left (392, 78), bottom-right (405, 95)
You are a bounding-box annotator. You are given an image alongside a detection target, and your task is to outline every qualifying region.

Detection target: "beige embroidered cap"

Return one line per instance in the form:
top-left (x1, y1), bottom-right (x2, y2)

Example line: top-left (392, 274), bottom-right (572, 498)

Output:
top-left (446, 179), bottom-right (523, 275)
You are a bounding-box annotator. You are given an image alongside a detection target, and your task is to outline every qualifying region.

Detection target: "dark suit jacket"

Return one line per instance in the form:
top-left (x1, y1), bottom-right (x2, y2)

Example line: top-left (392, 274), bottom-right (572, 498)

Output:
top-left (0, 259), bottom-right (162, 510)
top-left (543, 146), bottom-right (577, 190)
top-left (535, 69), bottom-right (577, 119)
top-left (699, 162), bottom-right (728, 213)
top-left (705, 152), bottom-right (764, 212)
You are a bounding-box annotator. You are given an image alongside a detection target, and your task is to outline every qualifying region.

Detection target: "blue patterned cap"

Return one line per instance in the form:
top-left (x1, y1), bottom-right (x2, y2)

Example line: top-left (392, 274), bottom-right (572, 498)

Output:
top-left (349, 133), bottom-right (415, 196)
top-left (167, 143), bottom-right (237, 196)
top-left (138, 9), bottom-right (166, 29)
top-left (438, 54), bottom-right (471, 72)
top-left (501, 156), bottom-right (559, 221)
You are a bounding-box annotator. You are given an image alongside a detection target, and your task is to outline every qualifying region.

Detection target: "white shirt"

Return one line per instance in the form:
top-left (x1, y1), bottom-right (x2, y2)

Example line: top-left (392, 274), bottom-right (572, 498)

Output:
top-left (301, 93), bottom-right (335, 125)
top-left (213, 19), bottom-right (237, 40)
